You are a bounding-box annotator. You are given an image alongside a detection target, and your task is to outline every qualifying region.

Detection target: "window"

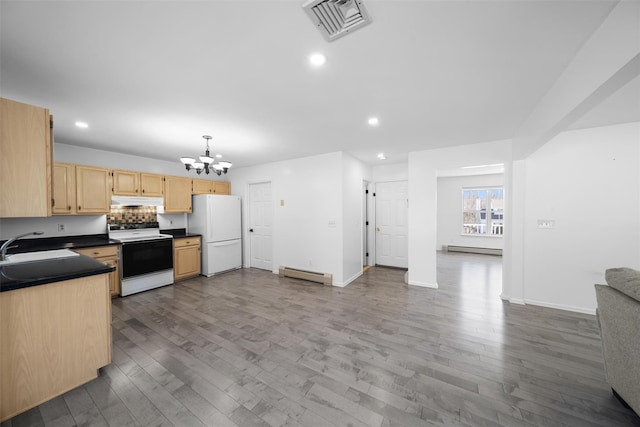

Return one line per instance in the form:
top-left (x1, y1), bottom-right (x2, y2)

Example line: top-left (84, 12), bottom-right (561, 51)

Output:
top-left (462, 187), bottom-right (504, 236)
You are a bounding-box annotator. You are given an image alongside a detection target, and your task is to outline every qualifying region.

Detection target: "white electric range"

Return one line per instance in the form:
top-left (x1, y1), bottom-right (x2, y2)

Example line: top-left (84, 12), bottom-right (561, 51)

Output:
top-left (108, 222), bottom-right (174, 296)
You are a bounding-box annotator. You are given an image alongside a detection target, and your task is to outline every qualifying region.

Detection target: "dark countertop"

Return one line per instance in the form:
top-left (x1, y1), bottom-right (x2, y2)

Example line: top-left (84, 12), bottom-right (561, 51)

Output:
top-left (160, 228), bottom-right (201, 239)
top-left (0, 255), bottom-right (115, 292)
top-left (0, 234), bottom-right (119, 255)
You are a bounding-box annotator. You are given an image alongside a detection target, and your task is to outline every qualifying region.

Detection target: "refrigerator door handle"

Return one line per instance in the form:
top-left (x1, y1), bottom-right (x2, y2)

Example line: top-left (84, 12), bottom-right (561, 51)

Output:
top-left (210, 240), bottom-right (239, 247)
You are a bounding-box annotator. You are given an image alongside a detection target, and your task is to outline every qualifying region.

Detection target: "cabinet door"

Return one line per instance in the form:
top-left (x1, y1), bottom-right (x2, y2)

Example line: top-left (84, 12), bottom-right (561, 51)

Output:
top-left (53, 163), bottom-right (76, 215)
top-left (112, 169), bottom-right (139, 196)
top-left (140, 173), bottom-right (164, 196)
top-left (76, 165), bottom-right (111, 214)
top-left (103, 257), bottom-right (121, 297)
top-left (164, 176), bottom-right (192, 213)
top-left (174, 239), bottom-right (201, 281)
top-left (213, 181), bottom-right (230, 195)
top-left (192, 179), bottom-right (213, 194)
top-left (0, 98), bottom-right (52, 217)
top-left (74, 246), bottom-right (120, 298)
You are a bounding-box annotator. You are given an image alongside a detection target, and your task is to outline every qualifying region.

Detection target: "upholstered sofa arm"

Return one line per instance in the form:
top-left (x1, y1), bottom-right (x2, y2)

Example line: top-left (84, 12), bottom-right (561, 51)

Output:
top-left (595, 283), bottom-right (640, 415)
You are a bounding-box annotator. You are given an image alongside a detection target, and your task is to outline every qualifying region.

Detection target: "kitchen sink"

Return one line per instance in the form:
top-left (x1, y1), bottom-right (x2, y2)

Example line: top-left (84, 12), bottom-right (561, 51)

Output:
top-left (0, 249), bottom-right (79, 266)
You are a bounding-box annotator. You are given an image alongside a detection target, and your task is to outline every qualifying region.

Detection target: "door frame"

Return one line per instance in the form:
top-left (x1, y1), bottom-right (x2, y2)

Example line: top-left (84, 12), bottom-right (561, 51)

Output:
top-left (246, 180), bottom-right (275, 273)
top-left (365, 180), bottom-right (375, 267)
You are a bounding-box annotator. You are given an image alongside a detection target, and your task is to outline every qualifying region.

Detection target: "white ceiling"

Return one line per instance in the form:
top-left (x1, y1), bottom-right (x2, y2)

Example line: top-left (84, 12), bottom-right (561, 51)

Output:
top-left (1, 0), bottom-right (637, 169)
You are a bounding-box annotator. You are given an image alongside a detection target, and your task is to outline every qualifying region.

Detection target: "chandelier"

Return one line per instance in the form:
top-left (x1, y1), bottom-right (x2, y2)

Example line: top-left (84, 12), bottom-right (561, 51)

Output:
top-left (180, 135), bottom-right (232, 176)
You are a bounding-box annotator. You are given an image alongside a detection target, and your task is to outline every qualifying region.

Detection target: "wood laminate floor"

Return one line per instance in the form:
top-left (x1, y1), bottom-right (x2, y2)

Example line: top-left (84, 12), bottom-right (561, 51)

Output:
top-left (3, 253), bottom-right (639, 427)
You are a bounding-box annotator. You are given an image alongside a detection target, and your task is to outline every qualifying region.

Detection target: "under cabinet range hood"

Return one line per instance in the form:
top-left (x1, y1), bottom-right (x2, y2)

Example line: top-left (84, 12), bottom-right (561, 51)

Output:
top-left (111, 196), bottom-right (164, 207)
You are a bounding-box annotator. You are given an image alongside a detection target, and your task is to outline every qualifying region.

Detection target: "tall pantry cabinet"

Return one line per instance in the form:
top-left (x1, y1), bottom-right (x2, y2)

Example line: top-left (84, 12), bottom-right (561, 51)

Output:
top-left (0, 98), bottom-right (53, 217)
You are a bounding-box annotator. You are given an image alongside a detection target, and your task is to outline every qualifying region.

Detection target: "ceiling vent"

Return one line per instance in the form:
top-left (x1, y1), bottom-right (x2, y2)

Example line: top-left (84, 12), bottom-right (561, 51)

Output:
top-left (303, 0), bottom-right (371, 42)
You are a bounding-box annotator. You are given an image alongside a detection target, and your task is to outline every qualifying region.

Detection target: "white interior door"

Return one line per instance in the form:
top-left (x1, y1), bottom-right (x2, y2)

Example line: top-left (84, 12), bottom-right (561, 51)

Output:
top-left (375, 181), bottom-right (408, 268)
top-left (248, 182), bottom-right (273, 271)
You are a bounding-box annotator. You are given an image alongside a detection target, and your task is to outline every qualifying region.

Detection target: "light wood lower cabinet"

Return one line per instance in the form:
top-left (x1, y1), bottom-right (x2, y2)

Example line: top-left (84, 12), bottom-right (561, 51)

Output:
top-left (0, 274), bottom-right (111, 422)
top-left (74, 246), bottom-right (120, 297)
top-left (174, 236), bottom-right (201, 281)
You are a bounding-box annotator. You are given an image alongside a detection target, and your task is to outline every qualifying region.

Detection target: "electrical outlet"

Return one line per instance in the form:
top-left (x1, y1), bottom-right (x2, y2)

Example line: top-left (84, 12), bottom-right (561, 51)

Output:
top-left (57, 224), bottom-right (65, 232)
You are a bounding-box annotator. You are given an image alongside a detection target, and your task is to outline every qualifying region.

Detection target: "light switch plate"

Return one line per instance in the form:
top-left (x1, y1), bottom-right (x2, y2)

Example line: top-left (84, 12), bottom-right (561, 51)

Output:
top-left (537, 219), bottom-right (555, 229)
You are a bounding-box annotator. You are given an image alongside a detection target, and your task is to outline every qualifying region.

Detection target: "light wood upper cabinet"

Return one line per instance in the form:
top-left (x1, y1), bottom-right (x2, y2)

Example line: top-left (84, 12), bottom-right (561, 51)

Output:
top-left (192, 179), bottom-right (213, 194)
top-left (53, 162), bottom-right (76, 215)
top-left (164, 176), bottom-right (192, 213)
top-left (213, 181), bottom-right (230, 195)
top-left (76, 165), bottom-right (111, 214)
top-left (140, 173), bottom-right (164, 196)
top-left (0, 98), bottom-right (53, 218)
top-left (111, 169), bottom-right (139, 196)
top-left (112, 170), bottom-right (164, 197)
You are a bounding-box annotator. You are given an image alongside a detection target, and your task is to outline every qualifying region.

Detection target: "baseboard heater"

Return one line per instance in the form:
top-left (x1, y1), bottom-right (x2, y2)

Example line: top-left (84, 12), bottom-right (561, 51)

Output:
top-left (443, 245), bottom-right (502, 256)
top-left (279, 266), bottom-right (332, 286)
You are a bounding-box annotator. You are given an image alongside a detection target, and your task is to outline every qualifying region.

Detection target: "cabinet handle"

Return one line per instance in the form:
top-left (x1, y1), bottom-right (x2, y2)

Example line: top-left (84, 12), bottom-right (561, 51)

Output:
top-left (142, 189), bottom-right (145, 193)
top-left (51, 198), bottom-right (55, 207)
top-left (78, 206), bottom-right (82, 211)
top-left (68, 205), bottom-right (71, 210)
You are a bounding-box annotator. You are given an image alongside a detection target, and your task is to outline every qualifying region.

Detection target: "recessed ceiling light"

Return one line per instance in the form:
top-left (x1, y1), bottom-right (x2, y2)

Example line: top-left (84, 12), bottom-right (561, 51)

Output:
top-left (368, 117), bottom-right (379, 126)
top-left (377, 153), bottom-right (387, 160)
top-left (75, 121), bottom-right (89, 128)
top-left (309, 53), bottom-right (326, 67)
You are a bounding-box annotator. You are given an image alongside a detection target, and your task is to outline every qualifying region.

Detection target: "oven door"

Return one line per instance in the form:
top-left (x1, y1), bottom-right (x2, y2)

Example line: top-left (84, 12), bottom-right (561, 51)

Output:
top-left (121, 239), bottom-right (173, 279)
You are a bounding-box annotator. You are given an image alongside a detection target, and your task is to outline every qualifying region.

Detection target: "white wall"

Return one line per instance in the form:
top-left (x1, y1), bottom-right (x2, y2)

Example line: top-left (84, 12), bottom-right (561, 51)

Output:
top-left (342, 153), bottom-right (372, 286)
top-left (372, 163), bottom-right (408, 182)
top-left (436, 174), bottom-right (504, 251)
top-left (229, 151), bottom-right (370, 286)
top-left (521, 122), bottom-right (640, 313)
top-left (0, 215), bottom-right (107, 240)
top-left (230, 152), bottom-right (344, 281)
top-left (408, 140), bottom-right (512, 288)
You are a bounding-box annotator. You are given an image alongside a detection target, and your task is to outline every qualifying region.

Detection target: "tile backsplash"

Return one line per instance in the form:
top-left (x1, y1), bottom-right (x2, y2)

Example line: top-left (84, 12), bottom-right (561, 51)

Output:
top-left (108, 206), bottom-right (157, 225)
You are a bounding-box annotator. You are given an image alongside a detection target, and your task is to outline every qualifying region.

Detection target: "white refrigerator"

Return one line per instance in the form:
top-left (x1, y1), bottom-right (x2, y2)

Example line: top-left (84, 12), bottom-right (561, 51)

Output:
top-left (189, 194), bottom-right (242, 276)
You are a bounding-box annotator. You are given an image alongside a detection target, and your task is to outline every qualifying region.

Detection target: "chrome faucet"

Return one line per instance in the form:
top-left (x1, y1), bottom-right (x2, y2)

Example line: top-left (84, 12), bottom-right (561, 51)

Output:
top-left (1, 231), bottom-right (44, 261)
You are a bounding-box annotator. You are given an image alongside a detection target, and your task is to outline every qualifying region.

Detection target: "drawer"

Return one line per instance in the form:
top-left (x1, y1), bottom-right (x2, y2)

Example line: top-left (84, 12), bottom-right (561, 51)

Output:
top-left (174, 237), bottom-right (200, 248)
top-left (74, 245), bottom-right (119, 259)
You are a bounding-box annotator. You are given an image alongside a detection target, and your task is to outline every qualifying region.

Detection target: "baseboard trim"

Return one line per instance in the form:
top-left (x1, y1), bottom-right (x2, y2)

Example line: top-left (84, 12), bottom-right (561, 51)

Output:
top-left (334, 271), bottom-right (362, 288)
top-left (523, 298), bottom-right (596, 315)
top-left (408, 280), bottom-right (438, 289)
